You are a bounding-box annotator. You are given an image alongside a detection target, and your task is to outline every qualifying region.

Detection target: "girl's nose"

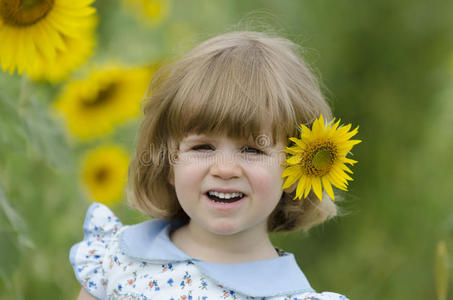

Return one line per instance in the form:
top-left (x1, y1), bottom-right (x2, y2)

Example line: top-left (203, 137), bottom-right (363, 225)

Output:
top-left (210, 155), bottom-right (242, 179)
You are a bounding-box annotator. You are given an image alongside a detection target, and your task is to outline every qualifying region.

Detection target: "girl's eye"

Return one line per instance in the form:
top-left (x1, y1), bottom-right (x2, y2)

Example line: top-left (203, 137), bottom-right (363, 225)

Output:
top-left (241, 146), bottom-right (264, 155)
top-left (191, 144), bottom-right (214, 151)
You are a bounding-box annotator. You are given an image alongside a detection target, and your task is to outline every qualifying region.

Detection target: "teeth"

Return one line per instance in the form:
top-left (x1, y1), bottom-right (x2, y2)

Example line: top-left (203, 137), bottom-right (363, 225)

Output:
top-left (208, 191), bottom-right (243, 199)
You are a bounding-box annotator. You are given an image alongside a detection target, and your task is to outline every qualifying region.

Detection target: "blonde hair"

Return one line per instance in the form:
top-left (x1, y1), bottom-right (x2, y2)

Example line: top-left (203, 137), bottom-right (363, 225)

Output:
top-left (128, 31), bottom-right (338, 232)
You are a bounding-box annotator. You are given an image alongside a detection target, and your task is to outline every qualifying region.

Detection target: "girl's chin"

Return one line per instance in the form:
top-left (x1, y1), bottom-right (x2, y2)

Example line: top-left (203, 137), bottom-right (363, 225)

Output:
top-left (197, 219), bottom-right (243, 236)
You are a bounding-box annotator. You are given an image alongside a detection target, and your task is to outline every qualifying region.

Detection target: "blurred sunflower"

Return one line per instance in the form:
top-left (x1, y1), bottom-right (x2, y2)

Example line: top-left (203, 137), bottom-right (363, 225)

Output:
top-left (123, 0), bottom-right (171, 26)
top-left (81, 145), bottom-right (129, 206)
top-left (0, 0), bottom-right (96, 79)
top-left (282, 114), bottom-right (361, 201)
top-left (29, 28), bottom-right (96, 82)
top-left (53, 65), bottom-right (153, 141)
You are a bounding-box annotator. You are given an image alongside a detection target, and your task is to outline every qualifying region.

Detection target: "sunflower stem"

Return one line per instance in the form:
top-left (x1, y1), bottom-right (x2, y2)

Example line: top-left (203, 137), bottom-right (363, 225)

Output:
top-left (18, 75), bottom-right (31, 117)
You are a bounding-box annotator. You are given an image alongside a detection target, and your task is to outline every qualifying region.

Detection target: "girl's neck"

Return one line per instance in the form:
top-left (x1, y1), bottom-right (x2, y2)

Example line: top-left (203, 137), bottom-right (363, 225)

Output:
top-left (170, 220), bottom-right (279, 264)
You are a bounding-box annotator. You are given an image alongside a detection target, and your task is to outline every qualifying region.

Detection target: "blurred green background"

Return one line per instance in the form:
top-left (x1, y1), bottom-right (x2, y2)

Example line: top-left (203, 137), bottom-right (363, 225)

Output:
top-left (1, 0), bottom-right (453, 299)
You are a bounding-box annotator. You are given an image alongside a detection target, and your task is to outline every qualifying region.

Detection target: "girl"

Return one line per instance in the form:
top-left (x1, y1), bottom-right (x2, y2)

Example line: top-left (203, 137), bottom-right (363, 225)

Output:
top-left (70, 31), bottom-right (350, 300)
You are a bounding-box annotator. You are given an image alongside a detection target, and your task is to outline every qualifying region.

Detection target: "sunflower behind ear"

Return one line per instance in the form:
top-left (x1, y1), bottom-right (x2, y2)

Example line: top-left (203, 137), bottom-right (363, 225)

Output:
top-left (282, 114), bottom-right (361, 201)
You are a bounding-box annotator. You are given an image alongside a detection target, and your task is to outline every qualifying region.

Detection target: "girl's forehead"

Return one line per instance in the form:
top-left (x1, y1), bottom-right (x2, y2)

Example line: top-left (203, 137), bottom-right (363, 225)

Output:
top-left (180, 132), bottom-right (255, 142)
top-left (178, 130), bottom-right (285, 147)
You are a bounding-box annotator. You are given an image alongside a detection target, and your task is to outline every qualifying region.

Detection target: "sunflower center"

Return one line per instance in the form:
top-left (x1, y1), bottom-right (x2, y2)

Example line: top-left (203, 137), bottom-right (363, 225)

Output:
top-left (0, 0), bottom-right (54, 26)
top-left (81, 83), bottom-right (118, 108)
top-left (94, 167), bottom-right (110, 183)
top-left (304, 142), bottom-right (337, 177)
top-left (312, 148), bottom-right (332, 171)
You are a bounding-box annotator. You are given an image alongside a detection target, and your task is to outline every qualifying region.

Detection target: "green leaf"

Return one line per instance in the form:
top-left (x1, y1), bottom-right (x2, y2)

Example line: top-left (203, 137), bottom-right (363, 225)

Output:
top-left (21, 96), bottom-right (73, 170)
top-left (0, 184), bottom-right (34, 249)
top-left (1, 87), bottom-right (74, 170)
top-left (0, 230), bottom-right (20, 286)
top-left (0, 184), bottom-right (34, 286)
top-left (0, 91), bottom-right (28, 157)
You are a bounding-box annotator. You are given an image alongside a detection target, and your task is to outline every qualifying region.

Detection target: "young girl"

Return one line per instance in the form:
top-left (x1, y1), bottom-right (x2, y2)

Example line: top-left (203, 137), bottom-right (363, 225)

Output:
top-left (70, 31), bottom-right (350, 300)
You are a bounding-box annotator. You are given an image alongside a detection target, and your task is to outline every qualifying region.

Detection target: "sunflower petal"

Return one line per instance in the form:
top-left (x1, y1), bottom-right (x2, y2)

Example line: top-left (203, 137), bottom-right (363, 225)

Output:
top-left (326, 172), bottom-right (348, 190)
top-left (303, 177), bottom-right (312, 198)
top-left (312, 177), bottom-right (323, 201)
top-left (300, 123), bottom-right (311, 134)
top-left (335, 167), bottom-right (353, 180)
top-left (295, 175), bottom-right (308, 200)
top-left (285, 146), bottom-right (301, 155)
top-left (286, 154), bottom-right (302, 165)
top-left (281, 165), bottom-right (300, 178)
top-left (342, 157), bottom-right (358, 165)
top-left (331, 118), bottom-right (341, 130)
top-left (289, 137), bottom-right (306, 148)
top-left (340, 164), bottom-right (353, 174)
top-left (282, 167), bottom-right (302, 189)
top-left (322, 176), bottom-right (335, 200)
top-left (312, 114), bottom-right (324, 135)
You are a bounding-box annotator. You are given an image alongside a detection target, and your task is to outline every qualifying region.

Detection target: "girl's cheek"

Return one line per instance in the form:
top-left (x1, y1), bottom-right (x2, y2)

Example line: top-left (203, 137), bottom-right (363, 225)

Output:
top-left (250, 166), bottom-right (275, 183)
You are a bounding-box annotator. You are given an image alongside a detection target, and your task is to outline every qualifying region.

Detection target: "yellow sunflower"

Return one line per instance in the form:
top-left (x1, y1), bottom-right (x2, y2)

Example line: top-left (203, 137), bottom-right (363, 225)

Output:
top-left (81, 145), bottom-right (130, 206)
top-left (123, 0), bottom-right (171, 26)
top-left (0, 0), bottom-right (96, 78)
top-left (282, 114), bottom-right (361, 201)
top-left (53, 65), bottom-right (153, 141)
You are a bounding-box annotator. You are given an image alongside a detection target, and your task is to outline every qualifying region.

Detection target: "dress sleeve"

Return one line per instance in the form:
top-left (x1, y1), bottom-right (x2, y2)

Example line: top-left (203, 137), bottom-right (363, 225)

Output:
top-left (69, 203), bottom-right (123, 300)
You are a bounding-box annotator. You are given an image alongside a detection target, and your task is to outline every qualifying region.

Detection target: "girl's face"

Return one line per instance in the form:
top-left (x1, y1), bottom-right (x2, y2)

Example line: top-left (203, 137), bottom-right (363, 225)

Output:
top-left (170, 132), bottom-right (286, 236)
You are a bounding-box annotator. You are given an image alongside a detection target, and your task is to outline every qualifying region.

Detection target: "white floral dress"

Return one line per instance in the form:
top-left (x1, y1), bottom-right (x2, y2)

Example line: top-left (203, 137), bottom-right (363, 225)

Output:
top-left (70, 203), bottom-right (349, 300)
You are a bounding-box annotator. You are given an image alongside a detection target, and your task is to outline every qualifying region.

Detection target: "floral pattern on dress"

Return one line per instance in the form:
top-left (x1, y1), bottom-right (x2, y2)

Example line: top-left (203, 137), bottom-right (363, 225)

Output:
top-left (70, 203), bottom-right (349, 300)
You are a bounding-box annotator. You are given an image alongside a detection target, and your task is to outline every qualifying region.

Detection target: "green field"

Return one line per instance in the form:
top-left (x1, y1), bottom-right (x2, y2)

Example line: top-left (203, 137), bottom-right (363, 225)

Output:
top-left (1, 0), bottom-right (453, 299)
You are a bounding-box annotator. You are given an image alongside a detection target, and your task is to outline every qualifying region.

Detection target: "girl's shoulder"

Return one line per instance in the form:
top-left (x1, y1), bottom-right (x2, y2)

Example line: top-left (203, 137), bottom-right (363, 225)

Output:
top-left (69, 203), bottom-right (125, 298)
top-left (69, 202), bottom-right (176, 299)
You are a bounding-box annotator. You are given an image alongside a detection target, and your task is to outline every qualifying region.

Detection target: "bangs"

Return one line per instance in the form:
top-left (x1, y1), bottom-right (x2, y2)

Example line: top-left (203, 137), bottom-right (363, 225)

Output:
top-left (165, 44), bottom-right (296, 146)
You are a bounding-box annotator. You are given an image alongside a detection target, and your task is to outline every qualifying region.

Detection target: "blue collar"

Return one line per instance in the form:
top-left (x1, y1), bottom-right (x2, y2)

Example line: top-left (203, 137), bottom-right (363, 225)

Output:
top-left (119, 219), bottom-right (315, 297)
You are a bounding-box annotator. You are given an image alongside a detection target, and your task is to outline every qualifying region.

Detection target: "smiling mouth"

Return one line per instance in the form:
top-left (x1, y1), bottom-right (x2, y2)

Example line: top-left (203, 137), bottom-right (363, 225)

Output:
top-left (206, 191), bottom-right (245, 203)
